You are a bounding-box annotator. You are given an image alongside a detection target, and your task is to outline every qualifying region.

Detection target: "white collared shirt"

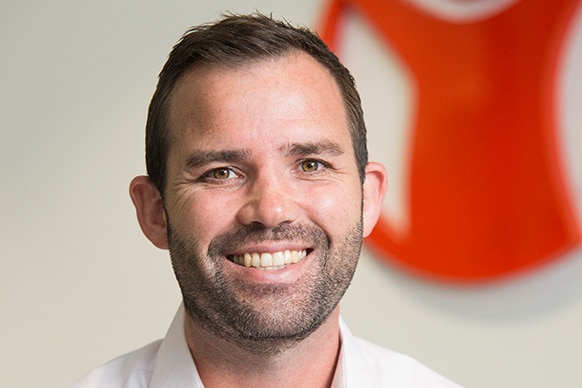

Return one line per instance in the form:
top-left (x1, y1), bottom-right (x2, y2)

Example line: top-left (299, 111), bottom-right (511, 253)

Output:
top-left (71, 305), bottom-right (461, 387)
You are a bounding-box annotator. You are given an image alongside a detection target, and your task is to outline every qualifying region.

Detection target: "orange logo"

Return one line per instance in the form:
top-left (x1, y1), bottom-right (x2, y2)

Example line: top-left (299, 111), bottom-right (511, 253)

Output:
top-left (321, 0), bottom-right (582, 281)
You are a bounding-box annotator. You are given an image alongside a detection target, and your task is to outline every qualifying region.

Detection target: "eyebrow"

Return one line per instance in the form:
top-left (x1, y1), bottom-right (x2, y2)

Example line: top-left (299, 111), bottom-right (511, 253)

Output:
top-left (185, 149), bottom-right (252, 169)
top-left (281, 140), bottom-right (345, 157)
top-left (184, 140), bottom-right (345, 170)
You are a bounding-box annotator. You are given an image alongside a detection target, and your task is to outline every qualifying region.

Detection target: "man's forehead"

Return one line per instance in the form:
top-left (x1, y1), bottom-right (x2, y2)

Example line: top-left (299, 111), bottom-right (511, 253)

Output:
top-left (171, 51), bottom-right (303, 100)
top-left (168, 51), bottom-right (338, 114)
top-left (170, 60), bottom-right (353, 162)
top-left (164, 50), bottom-right (350, 153)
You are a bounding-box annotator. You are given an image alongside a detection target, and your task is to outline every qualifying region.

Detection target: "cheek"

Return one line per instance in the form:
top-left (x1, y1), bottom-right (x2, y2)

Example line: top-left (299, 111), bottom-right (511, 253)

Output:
top-left (304, 184), bottom-right (362, 231)
top-left (168, 192), bottom-right (235, 244)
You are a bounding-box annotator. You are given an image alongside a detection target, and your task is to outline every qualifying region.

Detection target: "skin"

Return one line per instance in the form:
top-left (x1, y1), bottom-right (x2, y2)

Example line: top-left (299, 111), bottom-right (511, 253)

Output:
top-left (130, 51), bottom-right (387, 387)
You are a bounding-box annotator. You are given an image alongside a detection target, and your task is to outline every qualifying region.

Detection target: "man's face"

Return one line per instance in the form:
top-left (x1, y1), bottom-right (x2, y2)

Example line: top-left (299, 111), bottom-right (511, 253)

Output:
top-left (162, 52), bottom-right (367, 347)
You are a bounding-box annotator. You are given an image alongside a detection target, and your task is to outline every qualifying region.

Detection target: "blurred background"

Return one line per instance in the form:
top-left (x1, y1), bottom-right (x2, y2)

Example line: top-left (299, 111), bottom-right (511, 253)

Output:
top-left (1, 0), bottom-right (581, 387)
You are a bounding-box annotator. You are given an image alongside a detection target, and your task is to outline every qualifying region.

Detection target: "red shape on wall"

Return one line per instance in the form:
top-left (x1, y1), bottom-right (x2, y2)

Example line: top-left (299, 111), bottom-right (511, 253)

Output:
top-left (320, 0), bottom-right (581, 281)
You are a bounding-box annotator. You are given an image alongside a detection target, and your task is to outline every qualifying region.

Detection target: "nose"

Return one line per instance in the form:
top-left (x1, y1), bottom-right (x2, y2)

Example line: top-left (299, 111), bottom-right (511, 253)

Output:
top-left (236, 171), bottom-right (299, 228)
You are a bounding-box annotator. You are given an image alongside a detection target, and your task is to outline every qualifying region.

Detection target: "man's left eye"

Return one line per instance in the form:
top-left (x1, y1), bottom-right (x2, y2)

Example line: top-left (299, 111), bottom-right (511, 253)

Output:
top-left (300, 160), bottom-right (323, 172)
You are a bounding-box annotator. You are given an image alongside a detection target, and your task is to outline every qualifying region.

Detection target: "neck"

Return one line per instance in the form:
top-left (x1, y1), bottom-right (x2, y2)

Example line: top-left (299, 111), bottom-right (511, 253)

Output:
top-left (184, 308), bottom-right (342, 388)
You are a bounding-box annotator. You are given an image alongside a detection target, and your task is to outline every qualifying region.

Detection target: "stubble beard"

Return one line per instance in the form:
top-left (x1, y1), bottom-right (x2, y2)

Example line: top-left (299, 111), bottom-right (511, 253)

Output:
top-left (167, 220), bottom-right (363, 356)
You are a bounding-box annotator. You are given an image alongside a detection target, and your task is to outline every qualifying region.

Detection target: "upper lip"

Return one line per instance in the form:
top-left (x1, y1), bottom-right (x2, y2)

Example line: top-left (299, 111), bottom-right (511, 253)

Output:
top-left (226, 243), bottom-right (311, 256)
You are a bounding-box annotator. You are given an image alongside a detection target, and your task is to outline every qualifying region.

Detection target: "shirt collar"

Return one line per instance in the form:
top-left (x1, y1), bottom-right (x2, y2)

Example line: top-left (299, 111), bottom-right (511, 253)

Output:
top-left (151, 304), bottom-right (349, 388)
top-left (150, 305), bottom-right (204, 388)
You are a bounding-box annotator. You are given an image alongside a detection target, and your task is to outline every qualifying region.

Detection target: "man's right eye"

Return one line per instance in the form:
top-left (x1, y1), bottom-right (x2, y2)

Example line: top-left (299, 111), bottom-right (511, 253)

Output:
top-left (204, 167), bottom-right (238, 180)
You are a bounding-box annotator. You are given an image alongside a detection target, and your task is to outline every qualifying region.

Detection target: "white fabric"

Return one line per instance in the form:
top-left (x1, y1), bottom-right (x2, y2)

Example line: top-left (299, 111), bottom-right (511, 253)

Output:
top-left (71, 305), bottom-right (461, 387)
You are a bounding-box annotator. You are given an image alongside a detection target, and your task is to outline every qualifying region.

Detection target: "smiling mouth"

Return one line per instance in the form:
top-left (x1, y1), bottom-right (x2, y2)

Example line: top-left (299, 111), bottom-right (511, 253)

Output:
top-left (228, 250), bottom-right (308, 270)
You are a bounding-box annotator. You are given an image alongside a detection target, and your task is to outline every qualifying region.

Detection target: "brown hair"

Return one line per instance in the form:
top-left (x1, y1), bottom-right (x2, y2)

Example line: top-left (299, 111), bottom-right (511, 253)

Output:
top-left (145, 13), bottom-right (368, 193)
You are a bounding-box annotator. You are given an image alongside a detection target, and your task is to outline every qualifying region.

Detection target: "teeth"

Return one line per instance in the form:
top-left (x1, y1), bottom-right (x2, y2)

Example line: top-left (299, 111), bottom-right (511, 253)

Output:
top-left (261, 253), bottom-right (273, 267)
top-left (273, 251), bottom-right (284, 266)
top-left (230, 250), bottom-right (307, 269)
top-left (251, 253), bottom-right (260, 267)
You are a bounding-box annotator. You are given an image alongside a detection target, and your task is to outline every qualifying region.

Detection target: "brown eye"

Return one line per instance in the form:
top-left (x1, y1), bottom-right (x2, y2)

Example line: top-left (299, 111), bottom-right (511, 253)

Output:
top-left (212, 168), bottom-right (233, 179)
top-left (300, 160), bottom-right (322, 172)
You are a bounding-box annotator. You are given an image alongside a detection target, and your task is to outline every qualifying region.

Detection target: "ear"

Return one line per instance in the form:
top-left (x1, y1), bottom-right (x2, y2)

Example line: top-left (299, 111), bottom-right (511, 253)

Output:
top-left (362, 162), bottom-right (388, 238)
top-left (129, 176), bottom-right (169, 249)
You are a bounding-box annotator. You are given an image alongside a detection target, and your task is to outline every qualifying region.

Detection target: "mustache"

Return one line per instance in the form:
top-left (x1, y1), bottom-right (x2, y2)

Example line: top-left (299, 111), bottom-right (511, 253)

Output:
top-left (207, 223), bottom-right (329, 258)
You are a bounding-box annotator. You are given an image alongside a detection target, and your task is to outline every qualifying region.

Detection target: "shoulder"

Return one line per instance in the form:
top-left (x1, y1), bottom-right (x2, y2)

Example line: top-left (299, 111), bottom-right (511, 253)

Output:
top-left (352, 336), bottom-right (461, 386)
top-left (69, 340), bottom-right (162, 388)
top-left (339, 320), bottom-right (462, 387)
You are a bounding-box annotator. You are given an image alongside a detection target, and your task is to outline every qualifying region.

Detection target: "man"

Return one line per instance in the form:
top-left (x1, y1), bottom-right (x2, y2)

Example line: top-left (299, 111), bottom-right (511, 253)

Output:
top-left (72, 13), bottom-right (460, 387)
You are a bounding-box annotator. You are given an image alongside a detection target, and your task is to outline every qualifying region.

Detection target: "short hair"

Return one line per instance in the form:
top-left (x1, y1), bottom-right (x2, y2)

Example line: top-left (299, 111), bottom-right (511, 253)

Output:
top-left (145, 13), bottom-right (368, 193)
